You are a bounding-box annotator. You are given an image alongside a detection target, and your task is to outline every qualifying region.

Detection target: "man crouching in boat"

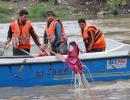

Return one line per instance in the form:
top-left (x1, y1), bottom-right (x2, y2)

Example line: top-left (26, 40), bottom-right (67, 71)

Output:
top-left (5, 10), bottom-right (44, 56)
top-left (56, 41), bottom-right (90, 88)
top-left (78, 19), bottom-right (106, 53)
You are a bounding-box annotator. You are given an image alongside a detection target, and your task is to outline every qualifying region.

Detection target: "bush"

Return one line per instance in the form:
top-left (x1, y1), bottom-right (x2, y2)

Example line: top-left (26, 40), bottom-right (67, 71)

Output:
top-left (28, 3), bottom-right (71, 20)
top-left (111, 9), bottom-right (118, 16)
top-left (0, 7), bottom-right (15, 17)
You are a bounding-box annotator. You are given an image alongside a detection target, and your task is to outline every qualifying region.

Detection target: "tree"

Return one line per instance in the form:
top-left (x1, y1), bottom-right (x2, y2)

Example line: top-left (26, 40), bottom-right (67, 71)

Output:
top-left (54, 0), bottom-right (58, 5)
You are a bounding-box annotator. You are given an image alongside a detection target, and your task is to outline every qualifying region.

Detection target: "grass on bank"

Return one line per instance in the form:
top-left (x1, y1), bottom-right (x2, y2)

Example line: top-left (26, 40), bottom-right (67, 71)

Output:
top-left (0, 1), bottom-right (16, 23)
top-left (0, 1), bottom-right (85, 23)
top-left (27, 1), bottom-right (85, 21)
top-left (28, 3), bottom-right (70, 21)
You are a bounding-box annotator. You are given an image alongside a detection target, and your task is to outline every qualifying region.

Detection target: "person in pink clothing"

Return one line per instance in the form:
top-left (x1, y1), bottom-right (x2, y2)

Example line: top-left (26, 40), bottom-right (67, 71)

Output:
top-left (56, 41), bottom-right (90, 88)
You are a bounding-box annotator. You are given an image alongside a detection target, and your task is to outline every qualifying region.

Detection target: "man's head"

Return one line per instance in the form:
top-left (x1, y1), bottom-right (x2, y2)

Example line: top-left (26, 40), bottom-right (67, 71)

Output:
top-left (19, 10), bottom-right (29, 24)
top-left (45, 11), bottom-right (55, 23)
top-left (78, 19), bottom-right (86, 29)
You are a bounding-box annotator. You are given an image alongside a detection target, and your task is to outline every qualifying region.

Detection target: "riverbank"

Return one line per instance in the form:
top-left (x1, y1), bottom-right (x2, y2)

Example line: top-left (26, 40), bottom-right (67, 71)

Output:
top-left (0, 0), bottom-right (85, 23)
top-left (1, 0), bottom-right (130, 23)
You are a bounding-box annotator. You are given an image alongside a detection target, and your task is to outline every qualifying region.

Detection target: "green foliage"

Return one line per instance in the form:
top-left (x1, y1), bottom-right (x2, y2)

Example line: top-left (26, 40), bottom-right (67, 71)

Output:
top-left (0, 7), bottom-right (12, 14)
top-left (107, 0), bottom-right (128, 16)
top-left (0, 7), bottom-right (15, 18)
top-left (1, 0), bottom-right (129, 22)
top-left (28, 4), bottom-right (45, 18)
top-left (111, 9), bottom-right (118, 16)
top-left (109, 0), bottom-right (128, 5)
top-left (28, 2), bottom-right (71, 20)
top-left (0, 0), bottom-right (10, 1)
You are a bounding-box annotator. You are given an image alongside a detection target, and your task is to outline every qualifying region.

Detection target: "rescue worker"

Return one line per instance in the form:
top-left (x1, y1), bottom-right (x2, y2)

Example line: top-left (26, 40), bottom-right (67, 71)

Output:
top-left (5, 10), bottom-right (43, 56)
top-left (43, 11), bottom-right (68, 55)
top-left (78, 19), bottom-right (106, 52)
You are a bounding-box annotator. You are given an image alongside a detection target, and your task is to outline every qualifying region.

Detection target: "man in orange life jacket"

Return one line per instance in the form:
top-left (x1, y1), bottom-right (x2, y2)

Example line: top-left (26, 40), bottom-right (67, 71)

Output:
top-left (5, 10), bottom-right (43, 56)
top-left (78, 19), bottom-right (106, 52)
top-left (43, 11), bottom-right (68, 55)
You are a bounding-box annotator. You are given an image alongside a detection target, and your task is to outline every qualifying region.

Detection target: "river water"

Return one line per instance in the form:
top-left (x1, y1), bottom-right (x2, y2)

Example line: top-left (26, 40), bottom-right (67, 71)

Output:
top-left (0, 17), bottom-right (130, 100)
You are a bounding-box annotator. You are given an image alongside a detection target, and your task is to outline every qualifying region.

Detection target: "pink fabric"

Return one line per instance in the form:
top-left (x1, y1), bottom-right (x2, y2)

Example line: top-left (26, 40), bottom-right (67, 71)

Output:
top-left (39, 51), bottom-right (48, 56)
top-left (65, 43), bottom-right (83, 74)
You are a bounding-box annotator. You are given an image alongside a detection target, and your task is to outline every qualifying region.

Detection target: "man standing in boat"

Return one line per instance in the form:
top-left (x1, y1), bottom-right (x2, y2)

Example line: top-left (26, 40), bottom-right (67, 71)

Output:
top-left (5, 10), bottom-right (43, 56)
top-left (43, 11), bottom-right (68, 55)
top-left (78, 19), bottom-right (106, 52)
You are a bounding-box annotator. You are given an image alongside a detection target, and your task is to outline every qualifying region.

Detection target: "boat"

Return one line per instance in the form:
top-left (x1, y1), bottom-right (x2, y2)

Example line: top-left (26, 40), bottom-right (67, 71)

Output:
top-left (0, 38), bottom-right (130, 87)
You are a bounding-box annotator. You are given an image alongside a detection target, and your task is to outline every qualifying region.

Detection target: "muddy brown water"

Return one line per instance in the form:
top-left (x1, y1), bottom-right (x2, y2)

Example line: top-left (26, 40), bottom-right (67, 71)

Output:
top-left (0, 17), bottom-right (130, 100)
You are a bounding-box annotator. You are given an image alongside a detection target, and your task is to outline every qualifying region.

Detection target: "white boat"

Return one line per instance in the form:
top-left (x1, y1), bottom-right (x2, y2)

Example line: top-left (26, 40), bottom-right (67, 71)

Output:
top-left (0, 38), bottom-right (130, 87)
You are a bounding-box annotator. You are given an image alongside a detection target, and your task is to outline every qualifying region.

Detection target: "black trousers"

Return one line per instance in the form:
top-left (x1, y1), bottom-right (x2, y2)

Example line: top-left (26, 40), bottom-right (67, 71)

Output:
top-left (51, 41), bottom-right (68, 55)
top-left (13, 47), bottom-right (30, 56)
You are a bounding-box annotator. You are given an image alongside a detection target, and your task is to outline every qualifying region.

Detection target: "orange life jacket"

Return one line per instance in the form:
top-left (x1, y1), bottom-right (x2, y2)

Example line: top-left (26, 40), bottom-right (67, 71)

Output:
top-left (81, 23), bottom-right (106, 51)
top-left (11, 20), bottom-right (31, 49)
top-left (45, 19), bottom-right (67, 43)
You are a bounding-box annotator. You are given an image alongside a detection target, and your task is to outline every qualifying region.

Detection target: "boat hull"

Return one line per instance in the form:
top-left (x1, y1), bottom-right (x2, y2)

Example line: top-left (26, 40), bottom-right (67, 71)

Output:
top-left (0, 53), bottom-right (130, 87)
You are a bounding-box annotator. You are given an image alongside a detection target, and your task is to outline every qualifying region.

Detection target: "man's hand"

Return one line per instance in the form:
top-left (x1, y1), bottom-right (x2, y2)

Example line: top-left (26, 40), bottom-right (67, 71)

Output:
top-left (4, 41), bottom-right (9, 45)
top-left (39, 44), bottom-right (47, 51)
top-left (55, 53), bottom-right (66, 62)
top-left (4, 38), bottom-right (11, 45)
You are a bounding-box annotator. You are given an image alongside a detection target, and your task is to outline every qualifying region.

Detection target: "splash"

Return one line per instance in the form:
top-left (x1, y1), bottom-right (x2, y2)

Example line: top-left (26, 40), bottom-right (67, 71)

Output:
top-left (92, 80), bottom-right (130, 90)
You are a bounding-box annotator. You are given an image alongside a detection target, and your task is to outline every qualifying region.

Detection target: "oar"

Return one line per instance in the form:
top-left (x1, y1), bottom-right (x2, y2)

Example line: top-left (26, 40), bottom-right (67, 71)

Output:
top-left (50, 50), bottom-right (57, 55)
top-left (0, 41), bottom-right (36, 72)
top-left (44, 44), bottom-right (66, 61)
top-left (9, 44), bottom-right (37, 72)
top-left (9, 44), bottom-right (34, 57)
top-left (0, 41), bottom-right (37, 57)
top-left (6, 44), bottom-right (32, 72)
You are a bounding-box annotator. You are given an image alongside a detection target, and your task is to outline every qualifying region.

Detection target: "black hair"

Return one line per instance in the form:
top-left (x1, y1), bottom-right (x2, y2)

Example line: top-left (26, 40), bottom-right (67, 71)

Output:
top-left (45, 11), bottom-right (55, 17)
top-left (19, 10), bottom-right (29, 16)
top-left (78, 18), bottom-right (86, 23)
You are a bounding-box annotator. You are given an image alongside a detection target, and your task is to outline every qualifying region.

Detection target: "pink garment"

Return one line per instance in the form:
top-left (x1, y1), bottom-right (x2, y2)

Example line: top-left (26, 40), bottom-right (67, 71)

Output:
top-left (65, 42), bottom-right (83, 74)
top-left (39, 51), bottom-right (48, 56)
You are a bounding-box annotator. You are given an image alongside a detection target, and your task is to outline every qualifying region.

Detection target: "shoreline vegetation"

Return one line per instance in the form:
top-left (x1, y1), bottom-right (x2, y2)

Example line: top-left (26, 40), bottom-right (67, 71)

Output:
top-left (0, 0), bottom-right (130, 23)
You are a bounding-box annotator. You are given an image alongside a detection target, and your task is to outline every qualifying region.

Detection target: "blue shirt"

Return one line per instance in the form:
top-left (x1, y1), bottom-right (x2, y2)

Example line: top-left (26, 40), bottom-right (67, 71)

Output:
top-left (44, 22), bottom-right (62, 47)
